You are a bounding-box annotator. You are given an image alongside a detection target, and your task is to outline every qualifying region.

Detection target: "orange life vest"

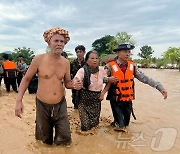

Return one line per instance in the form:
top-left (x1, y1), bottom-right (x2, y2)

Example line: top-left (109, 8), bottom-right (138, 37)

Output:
top-left (3, 61), bottom-right (17, 78)
top-left (108, 60), bottom-right (135, 101)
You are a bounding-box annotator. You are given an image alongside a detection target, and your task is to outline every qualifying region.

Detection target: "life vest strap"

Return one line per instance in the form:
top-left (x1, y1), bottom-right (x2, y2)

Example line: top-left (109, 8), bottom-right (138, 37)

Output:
top-left (121, 87), bottom-right (133, 90)
top-left (120, 79), bottom-right (133, 83)
top-left (121, 94), bottom-right (134, 97)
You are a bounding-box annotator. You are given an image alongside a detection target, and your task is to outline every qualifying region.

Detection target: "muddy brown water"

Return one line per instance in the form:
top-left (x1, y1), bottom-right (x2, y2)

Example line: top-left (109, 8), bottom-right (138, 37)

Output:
top-left (0, 69), bottom-right (179, 154)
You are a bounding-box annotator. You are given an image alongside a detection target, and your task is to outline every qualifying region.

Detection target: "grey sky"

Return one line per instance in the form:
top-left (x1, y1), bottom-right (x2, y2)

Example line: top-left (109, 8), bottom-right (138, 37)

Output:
top-left (0, 0), bottom-right (179, 58)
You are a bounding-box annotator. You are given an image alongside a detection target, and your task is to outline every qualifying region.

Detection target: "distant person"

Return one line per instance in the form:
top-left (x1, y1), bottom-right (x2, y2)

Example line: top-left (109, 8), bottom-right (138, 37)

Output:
top-left (74, 50), bottom-right (111, 131)
top-left (61, 51), bottom-right (68, 59)
top-left (15, 27), bottom-right (82, 145)
top-left (27, 59), bottom-right (38, 94)
top-left (0, 58), bottom-right (4, 86)
top-left (16, 55), bottom-right (27, 87)
top-left (105, 44), bottom-right (167, 132)
top-left (3, 54), bottom-right (18, 92)
top-left (28, 73), bottom-right (38, 94)
top-left (70, 45), bottom-right (86, 109)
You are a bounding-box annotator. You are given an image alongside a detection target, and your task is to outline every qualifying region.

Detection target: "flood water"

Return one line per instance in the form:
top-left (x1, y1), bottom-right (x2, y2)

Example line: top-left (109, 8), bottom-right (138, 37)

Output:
top-left (0, 68), bottom-right (179, 154)
top-left (131, 68), bottom-right (180, 154)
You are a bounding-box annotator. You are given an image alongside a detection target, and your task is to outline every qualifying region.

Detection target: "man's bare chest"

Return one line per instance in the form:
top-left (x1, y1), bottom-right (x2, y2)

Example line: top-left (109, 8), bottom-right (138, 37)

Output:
top-left (38, 63), bottom-right (66, 80)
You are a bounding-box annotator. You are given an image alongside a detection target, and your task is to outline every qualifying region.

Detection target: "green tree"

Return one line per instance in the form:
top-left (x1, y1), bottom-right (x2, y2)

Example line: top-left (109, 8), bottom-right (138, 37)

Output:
top-left (137, 45), bottom-right (154, 68)
top-left (92, 35), bottom-right (114, 57)
top-left (156, 58), bottom-right (166, 69)
top-left (108, 32), bottom-right (136, 52)
top-left (163, 47), bottom-right (180, 71)
top-left (138, 45), bottom-right (154, 59)
top-left (12, 47), bottom-right (35, 65)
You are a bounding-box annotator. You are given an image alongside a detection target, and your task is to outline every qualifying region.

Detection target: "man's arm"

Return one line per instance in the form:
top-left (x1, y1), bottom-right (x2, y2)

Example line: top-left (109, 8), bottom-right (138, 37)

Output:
top-left (99, 82), bottom-right (111, 101)
top-left (103, 64), bottom-right (119, 84)
top-left (15, 55), bottom-right (40, 118)
top-left (134, 65), bottom-right (167, 99)
top-left (64, 60), bottom-right (83, 89)
top-left (64, 60), bottom-right (74, 89)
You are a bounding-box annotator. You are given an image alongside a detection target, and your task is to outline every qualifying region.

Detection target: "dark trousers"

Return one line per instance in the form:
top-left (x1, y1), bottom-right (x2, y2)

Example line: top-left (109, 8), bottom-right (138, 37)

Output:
top-left (110, 100), bottom-right (132, 128)
top-left (35, 97), bottom-right (71, 145)
top-left (17, 73), bottom-right (23, 87)
top-left (71, 89), bottom-right (79, 108)
top-left (4, 77), bottom-right (17, 92)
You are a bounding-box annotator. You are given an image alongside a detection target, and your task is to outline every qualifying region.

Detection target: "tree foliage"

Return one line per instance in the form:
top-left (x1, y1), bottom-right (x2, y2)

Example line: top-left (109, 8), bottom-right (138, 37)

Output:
top-left (64, 50), bottom-right (73, 57)
top-left (12, 47), bottom-right (35, 64)
top-left (108, 32), bottom-right (136, 52)
top-left (163, 47), bottom-right (180, 70)
top-left (138, 45), bottom-right (154, 59)
top-left (92, 35), bottom-right (114, 57)
top-left (92, 32), bottom-right (136, 58)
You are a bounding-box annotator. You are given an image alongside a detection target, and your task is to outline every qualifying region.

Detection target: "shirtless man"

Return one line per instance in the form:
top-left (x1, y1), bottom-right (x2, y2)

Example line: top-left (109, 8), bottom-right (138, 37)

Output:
top-left (15, 27), bottom-right (82, 145)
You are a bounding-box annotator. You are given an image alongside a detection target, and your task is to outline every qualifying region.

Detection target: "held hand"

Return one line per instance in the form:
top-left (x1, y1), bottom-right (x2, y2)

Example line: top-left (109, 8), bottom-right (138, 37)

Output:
top-left (99, 92), bottom-right (105, 101)
top-left (161, 89), bottom-right (167, 99)
top-left (15, 101), bottom-right (24, 118)
top-left (108, 76), bottom-right (119, 83)
top-left (73, 77), bottom-right (83, 90)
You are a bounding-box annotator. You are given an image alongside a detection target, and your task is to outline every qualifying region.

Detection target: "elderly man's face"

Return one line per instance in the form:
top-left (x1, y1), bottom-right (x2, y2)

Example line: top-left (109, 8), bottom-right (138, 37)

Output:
top-left (49, 34), bottom-right (65, 55)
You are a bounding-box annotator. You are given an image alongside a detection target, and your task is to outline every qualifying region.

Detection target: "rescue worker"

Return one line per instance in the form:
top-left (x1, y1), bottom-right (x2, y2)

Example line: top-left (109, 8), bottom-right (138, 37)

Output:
top-left (70, 45), bottom-right (86, 109)
top-left (105, 44), bottom-right (167, 132)
top-left (3, 54), bottom-right (18, 92)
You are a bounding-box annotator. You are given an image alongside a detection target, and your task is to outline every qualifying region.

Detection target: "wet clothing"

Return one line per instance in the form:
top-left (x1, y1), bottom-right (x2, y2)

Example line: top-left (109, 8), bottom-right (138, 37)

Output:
top-left (110, 100), bottom-right (132, 127)
top-left (105, 59), bottom-right (165, 128)
top-left (75, 66), bottom-right (107, 131)
top-left (70, 58), bottom-right (85, 108)
top-left (35, 97), bottom-right (71, 145)
top-left (78, 89), bottom-right (101, 131)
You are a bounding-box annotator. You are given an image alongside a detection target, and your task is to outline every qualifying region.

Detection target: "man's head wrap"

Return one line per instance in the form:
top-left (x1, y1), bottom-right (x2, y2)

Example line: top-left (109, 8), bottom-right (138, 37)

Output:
top-left (43, 27), bottom-right (70, 44)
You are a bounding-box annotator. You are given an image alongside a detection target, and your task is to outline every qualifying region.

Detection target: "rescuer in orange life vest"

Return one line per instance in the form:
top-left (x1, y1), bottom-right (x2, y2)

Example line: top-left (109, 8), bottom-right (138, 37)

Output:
top-left (3, 54), bottom-right (18, 93)
top-left (103, 44), bottom-right (167, 132)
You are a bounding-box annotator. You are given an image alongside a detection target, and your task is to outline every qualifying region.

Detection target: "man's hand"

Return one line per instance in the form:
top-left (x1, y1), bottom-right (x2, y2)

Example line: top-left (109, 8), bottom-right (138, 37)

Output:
top-left (108, 76), bottom-right (119, 83)
top-left (15, 101), bottom-right (24, 118)
top-left (160, 89), bottom-right (167, 99)
top-left (73, 77), bottom-right (83, 90)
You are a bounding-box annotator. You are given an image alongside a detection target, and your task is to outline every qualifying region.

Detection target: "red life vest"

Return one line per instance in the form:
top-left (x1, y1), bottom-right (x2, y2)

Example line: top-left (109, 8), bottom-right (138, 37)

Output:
top-left (108, 60), bottom-right (135, 101)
